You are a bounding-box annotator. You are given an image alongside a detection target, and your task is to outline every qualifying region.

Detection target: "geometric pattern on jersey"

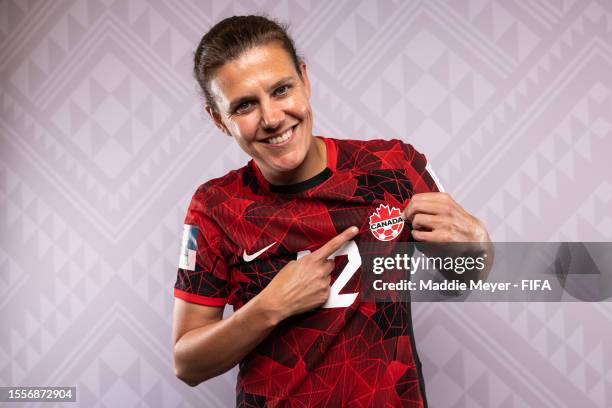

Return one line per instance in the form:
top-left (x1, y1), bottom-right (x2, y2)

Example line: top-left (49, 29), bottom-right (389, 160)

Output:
top-left (174, 137), bottom-right (439, 407)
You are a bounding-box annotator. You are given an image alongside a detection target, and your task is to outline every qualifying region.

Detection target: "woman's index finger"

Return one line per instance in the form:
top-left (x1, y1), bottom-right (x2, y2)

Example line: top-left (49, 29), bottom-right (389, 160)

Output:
top-left (311, 226), bottom-right (359, 260)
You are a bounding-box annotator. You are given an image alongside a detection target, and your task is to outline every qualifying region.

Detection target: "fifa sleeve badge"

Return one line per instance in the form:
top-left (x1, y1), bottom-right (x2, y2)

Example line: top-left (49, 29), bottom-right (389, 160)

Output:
top-left (178, 224), bottom-right (198, 271)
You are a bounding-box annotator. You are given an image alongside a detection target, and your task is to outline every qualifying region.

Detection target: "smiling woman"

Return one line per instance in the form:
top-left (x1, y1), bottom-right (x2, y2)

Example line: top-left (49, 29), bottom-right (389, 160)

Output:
top-left (206, 43), bottom-right (323, 185)
top-left (193, 15), bottom-right (322, 185)
top-left (172, 14), bottom-right (489, 408)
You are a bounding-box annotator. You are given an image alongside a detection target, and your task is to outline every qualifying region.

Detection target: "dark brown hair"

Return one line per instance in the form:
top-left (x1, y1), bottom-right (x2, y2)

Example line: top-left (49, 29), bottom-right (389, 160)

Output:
top-left (194, 15), bottom-right (301, 110)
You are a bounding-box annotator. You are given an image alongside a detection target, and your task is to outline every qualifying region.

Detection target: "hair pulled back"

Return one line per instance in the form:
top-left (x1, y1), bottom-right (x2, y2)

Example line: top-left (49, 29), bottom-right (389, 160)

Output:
top-left (194, 15), bottom-right (301, 110)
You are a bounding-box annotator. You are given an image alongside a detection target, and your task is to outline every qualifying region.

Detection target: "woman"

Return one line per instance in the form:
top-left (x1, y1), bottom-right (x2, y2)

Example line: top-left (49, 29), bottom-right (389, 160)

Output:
top-left (172, 15), bottom-right (489, 407)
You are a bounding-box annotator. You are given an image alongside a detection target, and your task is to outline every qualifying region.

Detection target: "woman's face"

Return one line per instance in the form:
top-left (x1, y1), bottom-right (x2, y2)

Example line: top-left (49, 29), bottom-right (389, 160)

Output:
top-left (207, 43), bottom-right (317, 184)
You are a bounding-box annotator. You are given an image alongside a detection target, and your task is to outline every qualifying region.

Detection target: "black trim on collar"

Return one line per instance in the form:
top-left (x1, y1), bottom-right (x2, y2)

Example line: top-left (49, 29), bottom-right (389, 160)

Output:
top-left (269, 168), bottom-right (333, 194)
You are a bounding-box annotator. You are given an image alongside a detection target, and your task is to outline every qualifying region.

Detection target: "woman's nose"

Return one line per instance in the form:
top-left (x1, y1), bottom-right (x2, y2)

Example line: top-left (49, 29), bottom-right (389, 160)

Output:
top-left (260, 100), bottom-right (284, 130)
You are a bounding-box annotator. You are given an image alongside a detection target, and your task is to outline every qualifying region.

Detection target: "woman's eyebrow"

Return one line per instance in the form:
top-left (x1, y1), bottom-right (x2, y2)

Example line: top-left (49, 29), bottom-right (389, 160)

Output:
top-left (267, 76), bottom-right (294, 92)
top-left (227, 77), bottom-right (295, 110)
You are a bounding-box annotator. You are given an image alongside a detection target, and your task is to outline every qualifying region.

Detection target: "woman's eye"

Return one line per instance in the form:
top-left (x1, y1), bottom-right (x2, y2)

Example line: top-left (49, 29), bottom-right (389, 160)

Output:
top-left (235, 102), bottom-right (251, 114)
top-left (274, 85), bottom-right (289, 96)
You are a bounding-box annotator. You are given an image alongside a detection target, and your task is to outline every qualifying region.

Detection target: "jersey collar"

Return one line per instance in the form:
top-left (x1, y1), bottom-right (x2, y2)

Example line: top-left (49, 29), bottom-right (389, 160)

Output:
top-left (250, 136), bottom-right (336, 194)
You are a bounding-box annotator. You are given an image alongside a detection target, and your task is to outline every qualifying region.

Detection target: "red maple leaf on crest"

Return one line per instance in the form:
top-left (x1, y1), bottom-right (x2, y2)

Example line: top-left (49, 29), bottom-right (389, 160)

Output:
top-left (369, 204), bottom-right (402, 224)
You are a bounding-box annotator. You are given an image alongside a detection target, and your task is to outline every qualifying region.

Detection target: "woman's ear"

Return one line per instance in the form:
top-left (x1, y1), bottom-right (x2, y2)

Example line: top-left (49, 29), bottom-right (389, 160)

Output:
top-left (298, 61), bottom-right (311, 98)
top-left (205, 105), bottom-right (231, 136)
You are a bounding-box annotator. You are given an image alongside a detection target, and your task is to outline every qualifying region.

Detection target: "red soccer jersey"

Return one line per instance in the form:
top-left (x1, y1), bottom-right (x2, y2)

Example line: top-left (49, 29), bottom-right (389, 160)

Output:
top-left (174, 137), bottom-right (439, 407)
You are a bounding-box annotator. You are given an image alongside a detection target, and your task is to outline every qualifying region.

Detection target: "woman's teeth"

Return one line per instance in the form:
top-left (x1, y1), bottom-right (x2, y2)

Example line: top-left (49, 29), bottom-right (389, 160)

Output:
top-left (266, 127), bottom-right (293, 144)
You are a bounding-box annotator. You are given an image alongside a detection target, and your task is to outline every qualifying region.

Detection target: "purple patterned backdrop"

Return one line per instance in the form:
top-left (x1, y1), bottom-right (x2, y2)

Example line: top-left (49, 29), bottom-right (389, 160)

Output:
top-left (1, 1), bottom-right (611, 407)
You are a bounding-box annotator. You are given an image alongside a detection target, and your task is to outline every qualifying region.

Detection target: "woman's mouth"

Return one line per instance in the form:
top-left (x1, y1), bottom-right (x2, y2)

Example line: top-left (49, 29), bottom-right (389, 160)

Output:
top-left (264, 125), bottom-right (296, 145)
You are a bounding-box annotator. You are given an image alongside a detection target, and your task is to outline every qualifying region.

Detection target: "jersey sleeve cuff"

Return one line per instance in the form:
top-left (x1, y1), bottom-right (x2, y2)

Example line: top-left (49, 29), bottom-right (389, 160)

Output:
top-left (174, 288), bottom-right (227, 307)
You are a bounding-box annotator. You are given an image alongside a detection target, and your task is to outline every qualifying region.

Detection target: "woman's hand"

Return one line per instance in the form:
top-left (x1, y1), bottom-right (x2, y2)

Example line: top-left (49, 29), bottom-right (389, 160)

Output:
top-left (259, 226), bottom-right (359, 322)
top-left (403, 192), bottom-right (489, 243)
top-left (403, 192), bottom-right (492, 281)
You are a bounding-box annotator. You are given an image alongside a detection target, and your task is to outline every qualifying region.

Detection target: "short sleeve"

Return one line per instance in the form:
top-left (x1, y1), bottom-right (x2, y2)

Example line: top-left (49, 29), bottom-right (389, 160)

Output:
top-left (399, 141), bottom-right (444, 193)
top-left (173, 188), bottom-right (229, 307)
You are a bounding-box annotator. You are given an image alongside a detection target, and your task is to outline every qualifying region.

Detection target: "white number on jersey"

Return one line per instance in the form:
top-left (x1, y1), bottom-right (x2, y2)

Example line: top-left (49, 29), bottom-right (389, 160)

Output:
top-left (297, 240), bottom-right (361, 308)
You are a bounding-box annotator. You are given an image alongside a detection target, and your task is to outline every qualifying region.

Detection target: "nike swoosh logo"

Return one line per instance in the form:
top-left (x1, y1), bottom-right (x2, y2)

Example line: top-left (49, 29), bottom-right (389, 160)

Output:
top-left (243, 242), bottom-right (277, 262)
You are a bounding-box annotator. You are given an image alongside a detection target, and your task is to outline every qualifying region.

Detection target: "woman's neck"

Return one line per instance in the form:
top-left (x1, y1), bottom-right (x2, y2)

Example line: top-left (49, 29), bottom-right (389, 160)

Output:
top-left (261, 137), bottom-right (327, 185)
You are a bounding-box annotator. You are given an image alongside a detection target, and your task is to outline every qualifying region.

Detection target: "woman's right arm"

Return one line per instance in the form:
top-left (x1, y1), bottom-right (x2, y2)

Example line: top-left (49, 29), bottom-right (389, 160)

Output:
top-left (172, 226), bottom-right (359, 386)
top-left (172, 293), bottom-right (281, 386)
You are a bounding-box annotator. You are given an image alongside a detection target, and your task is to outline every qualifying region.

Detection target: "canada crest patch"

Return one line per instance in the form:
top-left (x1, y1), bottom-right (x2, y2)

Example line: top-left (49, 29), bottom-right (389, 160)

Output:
top-left (369, 204), bottom-right (404, 241)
